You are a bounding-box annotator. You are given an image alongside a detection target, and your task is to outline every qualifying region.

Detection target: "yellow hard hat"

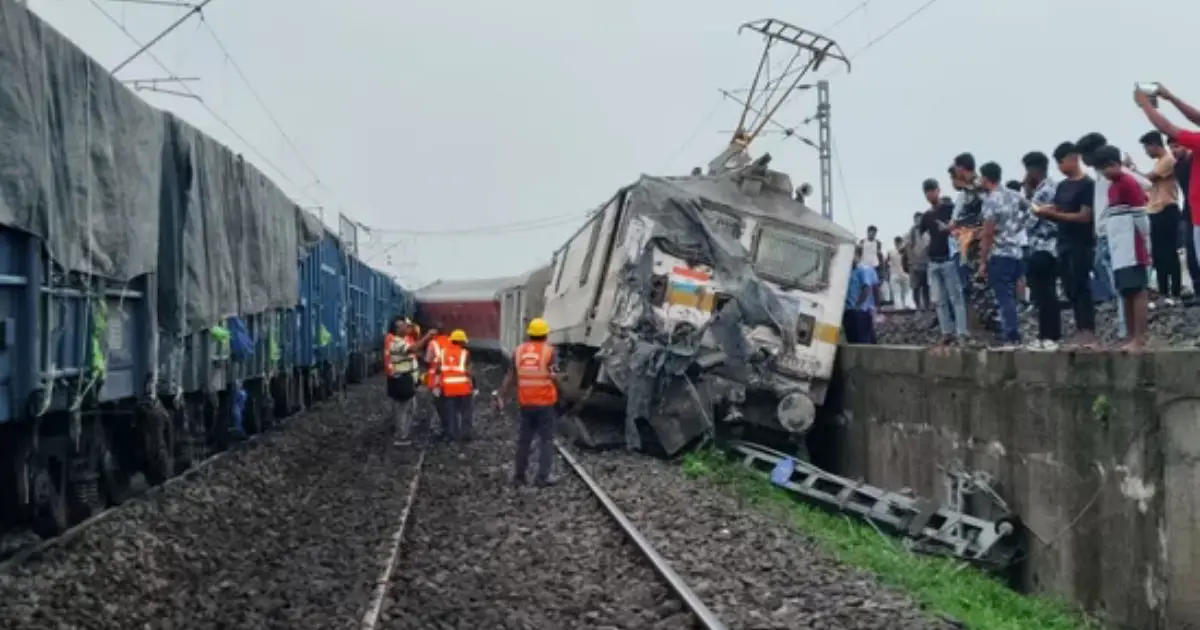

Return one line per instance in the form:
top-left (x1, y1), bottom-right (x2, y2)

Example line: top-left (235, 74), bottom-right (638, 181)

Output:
top-left (449, 329), bottom-right (468, 343)
top-left (526, 317), bottom-right (550, 337)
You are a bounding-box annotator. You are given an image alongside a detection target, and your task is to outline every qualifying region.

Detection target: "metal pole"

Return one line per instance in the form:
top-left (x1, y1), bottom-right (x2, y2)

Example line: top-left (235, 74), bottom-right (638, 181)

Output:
top-left (111, 0), bottom-right (216, 75)
top-left (816, 80), bottom-right (833, 220)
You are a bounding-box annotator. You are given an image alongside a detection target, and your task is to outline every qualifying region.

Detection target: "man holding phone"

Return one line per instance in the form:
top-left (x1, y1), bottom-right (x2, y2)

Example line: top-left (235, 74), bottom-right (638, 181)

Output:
top-left (1135, 84), bottom-right (1200, 271)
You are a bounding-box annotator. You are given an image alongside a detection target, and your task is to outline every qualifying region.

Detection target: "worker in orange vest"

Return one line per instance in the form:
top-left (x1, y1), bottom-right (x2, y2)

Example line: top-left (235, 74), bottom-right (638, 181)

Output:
top-left (384, 317), bottom-right (435, 446)
top-left (423, 328), bottom-right (453, 440)
top-left (492, 317), bottom-right (558, 487)
top-left (435, 329), bottom-right (476, 442)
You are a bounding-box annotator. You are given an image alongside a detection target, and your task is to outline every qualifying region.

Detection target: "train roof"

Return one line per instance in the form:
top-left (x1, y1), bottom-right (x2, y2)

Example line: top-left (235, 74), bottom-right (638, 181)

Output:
top-left (414, 271), bottom-right (532, 303)
top-left (633, 162), bottom-right (856, 243)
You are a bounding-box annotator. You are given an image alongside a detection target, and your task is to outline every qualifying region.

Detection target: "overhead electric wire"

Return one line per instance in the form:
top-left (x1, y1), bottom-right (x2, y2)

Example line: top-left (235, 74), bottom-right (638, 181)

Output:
top-left (198, 17), bottom-right (333, 200)
top-left (110, 0), bottom-right (214, 74)
top-left (830, 135), bottom-right (858, 234)
top-left (86, 0), bottom-right (317, 205)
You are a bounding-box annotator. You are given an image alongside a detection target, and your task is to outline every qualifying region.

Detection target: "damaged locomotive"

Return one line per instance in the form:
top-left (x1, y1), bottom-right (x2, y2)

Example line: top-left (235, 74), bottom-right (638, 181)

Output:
top-left (537, 155), bottom-right (856, 456)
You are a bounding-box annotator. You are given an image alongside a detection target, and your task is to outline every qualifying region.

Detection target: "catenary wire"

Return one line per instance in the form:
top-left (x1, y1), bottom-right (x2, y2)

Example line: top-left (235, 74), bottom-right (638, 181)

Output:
top-left (86, 0), bottom-right (321, 207)
top-left (197, 17), bottom-right (334, 200)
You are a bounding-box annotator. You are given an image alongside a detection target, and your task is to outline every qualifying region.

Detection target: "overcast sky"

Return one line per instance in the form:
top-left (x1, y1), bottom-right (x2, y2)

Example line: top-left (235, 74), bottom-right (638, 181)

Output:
top-left (23, 0), bottom-right (1199, 286)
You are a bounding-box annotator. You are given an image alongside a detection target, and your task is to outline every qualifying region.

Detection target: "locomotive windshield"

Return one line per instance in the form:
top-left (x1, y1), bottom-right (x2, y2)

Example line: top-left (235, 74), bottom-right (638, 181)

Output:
top-left (753, 225), bottom-right (830, 290)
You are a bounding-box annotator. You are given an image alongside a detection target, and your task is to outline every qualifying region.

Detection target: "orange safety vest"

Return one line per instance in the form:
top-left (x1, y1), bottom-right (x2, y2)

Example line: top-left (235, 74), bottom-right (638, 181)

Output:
top-left (384, 333), bottom-right (417, 377)
top-left (438, 343), bottom-right (472, 398)
top-left (515, 341), bottom-right (558, 407)
top-left (425, 334), bottom-right (450, 389)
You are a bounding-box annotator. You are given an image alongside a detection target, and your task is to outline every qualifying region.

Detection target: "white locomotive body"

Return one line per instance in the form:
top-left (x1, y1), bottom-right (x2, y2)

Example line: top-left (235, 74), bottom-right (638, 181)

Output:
top-left (536, 157), bottom-right (855, 455)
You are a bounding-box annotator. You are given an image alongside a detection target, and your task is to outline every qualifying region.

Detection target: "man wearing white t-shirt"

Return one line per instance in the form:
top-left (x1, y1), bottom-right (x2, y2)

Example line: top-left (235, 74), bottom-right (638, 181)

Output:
top-left (859, 225), bottom-right (884, 305)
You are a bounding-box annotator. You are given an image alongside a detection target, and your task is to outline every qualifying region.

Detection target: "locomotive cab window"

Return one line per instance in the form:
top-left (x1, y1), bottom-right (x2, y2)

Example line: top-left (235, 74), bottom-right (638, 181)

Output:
top-left (752, 226), bottom-right (832, 291)
top-left (552, 247), bottom-right (568, 293)
top-left (699, 202), bottom-right (744, 242)
top-left (578, 209), bottom-right (606, 286)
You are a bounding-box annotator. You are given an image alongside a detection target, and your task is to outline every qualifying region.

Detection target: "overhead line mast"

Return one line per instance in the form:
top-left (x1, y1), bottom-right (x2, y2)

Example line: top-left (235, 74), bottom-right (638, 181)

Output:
top-left (710, 19), bottom-right (849, 220)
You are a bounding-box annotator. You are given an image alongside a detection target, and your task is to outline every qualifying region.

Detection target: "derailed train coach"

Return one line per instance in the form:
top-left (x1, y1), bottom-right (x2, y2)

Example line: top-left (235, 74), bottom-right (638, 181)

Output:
top-left (413, 265), bottom-right (551, 361)
top-left (0, 0), bottom-right (411, 538)
top-left (538, 156), bottom-right (856, 456)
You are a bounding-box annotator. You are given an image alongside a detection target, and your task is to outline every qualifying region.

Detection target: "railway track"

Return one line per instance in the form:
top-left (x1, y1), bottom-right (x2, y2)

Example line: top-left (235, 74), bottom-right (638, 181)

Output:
top-left (371, 416), bottom-right (730, 629)
top-left (0, 385), bottom-right (361, 574)
top-left (0, 431), bottom-right (264, 573)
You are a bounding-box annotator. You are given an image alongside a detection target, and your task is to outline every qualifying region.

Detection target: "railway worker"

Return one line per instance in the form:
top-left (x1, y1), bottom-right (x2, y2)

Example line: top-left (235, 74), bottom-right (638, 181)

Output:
top-left (492, 317), bottom-right (558, 488)
top-left (435, 329), bottom-right (476, 442)
top-left (385, 317), bottom-right (435, 446)
top-left (424, 328), bottom-right (453, 440)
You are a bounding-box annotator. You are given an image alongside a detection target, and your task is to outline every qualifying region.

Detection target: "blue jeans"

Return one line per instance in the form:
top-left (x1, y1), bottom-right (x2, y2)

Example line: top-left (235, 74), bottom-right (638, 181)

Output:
top-left (987, 255), bottom-right (1022, 343)
top-left (928, 259), bottom-right (968, 337)
top-left (516, 405), bottom-right (556, 483)
top-left (1095, 237), bottom-right (1128, 338)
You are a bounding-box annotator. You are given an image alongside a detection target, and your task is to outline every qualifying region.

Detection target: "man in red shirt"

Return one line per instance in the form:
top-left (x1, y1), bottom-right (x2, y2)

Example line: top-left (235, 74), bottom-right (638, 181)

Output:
top-left (1135, 86), bottom-right (1200, 268)
top-left (1096, 145), bottom-right (1151, 350)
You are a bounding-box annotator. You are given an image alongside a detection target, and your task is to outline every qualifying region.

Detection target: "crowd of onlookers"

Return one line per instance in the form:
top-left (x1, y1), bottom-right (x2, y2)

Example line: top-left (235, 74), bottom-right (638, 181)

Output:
top-left (842, 84), bottom-right (1200, 351)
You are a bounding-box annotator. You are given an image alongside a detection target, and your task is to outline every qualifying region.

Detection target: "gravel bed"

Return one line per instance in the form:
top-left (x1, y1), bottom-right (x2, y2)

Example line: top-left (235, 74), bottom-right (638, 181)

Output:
top-left (378, 399), bottom-right (695, 630)
top-left (0, 382), bottom-right (420, 629)
top-left (572, 449), bottom-right (956, 630)
top-left (877, 297), bottom-right (1200, 347)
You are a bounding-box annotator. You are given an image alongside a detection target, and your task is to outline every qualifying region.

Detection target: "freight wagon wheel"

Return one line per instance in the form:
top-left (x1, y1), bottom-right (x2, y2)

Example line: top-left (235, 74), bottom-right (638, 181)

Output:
top-left (259, 392), bottom-right (275, 431)
top-left (141, 403), bottom-right (175, 486)
top-left (242, 388), bottom-right (261, 437)
top-left (98, 427), bottom-right (129, 506)
top-left (29, 454), bottom-right (69, 538)
top-left (173, 404), bottom-right (199, 474)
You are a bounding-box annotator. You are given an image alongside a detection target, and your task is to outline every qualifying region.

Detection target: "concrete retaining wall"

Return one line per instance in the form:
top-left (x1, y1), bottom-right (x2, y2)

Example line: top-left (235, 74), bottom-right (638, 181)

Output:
top-left (830, 346), bottom-right (1200, 630)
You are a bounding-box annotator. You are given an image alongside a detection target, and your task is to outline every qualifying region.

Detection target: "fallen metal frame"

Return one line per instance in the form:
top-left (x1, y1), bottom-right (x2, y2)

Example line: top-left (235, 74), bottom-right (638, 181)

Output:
top-left (728, 441), bottom-right (1021, 569)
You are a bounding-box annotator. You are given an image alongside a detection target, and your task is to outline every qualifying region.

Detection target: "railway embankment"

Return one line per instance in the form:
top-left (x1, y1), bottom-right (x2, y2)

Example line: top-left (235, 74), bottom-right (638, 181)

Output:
top-left (825, 345), bottom-right (1200, 630)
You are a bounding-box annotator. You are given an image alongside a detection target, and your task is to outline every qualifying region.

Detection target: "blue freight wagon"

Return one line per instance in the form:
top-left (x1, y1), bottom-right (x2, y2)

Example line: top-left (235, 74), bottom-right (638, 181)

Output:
top-left (0, 0), bottom-right (411, 538)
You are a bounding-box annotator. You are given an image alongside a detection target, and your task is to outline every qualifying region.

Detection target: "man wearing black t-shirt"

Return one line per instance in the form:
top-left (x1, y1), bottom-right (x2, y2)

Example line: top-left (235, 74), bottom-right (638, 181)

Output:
top-left (1032, 142), bottom-right (1098, 346)
top-left (1170, 138), bottom-right (1200, 293)
top-left (919, 178), bottom-right (968, 342)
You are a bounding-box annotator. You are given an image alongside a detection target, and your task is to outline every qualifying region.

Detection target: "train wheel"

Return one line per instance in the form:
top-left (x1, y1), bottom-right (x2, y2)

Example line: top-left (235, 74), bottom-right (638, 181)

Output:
top-left (97, 425), bottom-right (129, 507)
top-left (174, 403), bottom-right (199, 474)
top-left (141, 402), bottom-right (175, 486)
top-left (30, 453), bottom-right (69, 538)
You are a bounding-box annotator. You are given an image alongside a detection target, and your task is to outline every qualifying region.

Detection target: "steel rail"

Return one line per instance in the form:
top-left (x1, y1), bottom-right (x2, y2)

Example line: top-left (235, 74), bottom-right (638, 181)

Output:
top-left (555, 442), bottom-right (729, 630)
top-left (360, 449), bottom-right (426, 630)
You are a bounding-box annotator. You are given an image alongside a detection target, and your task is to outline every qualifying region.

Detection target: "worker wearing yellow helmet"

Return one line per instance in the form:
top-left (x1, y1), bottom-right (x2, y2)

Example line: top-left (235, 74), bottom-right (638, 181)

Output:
top-left (493, 317), bottom-right (559, 487)
top-left (435, 328), bottom-right (476, 442)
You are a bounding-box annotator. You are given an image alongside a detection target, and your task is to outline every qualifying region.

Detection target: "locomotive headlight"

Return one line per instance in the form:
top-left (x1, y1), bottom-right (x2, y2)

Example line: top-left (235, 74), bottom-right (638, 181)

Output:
top-left (795, 313), bottom-right (816, 346)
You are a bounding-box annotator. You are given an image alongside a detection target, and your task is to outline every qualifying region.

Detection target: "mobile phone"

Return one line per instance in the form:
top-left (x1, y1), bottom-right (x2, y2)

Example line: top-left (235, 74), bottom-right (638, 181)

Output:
top-left (1136, 82), bottom-right (1160, 107)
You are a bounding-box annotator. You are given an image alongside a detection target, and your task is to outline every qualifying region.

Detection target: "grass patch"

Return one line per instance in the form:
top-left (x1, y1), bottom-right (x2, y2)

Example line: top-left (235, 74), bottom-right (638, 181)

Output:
top-left (681, 450), bottom-right (1097, 630)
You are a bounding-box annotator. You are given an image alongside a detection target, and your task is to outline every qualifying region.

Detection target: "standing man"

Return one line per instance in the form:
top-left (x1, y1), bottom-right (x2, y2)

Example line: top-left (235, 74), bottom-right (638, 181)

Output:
top-left (384, 318), bottom-right (435, 446)
top-left (424, 328), bottom-right (452, 440)
top-left (906, 212), bottom-right (931, 310)
top-left (976, 162), bottom-right (1026, 346)
top-left (493, 318), bottom-right (559, 488)
top-left (859, 226), bottom-right (884, 306)
top-left (843, 245), bottom-right (879, 343)
top-left (1078, 132), bottom-right (1151, 338)
top-left (1168, 137), bottom-right (1200, 294)
top-left (920, 178), bottom-right (968, 343)
top-left (435, 329), bottom-right (476, 442)
top-left (1021, 151), bottom-right (1061, 348)
top-left (1135, 85), bottom-right (1200, 287)
top-left (1034, 142), bottom-right (1098, 348)
top-left (1126, 130), bottom-right (1180, 305)
top-left (950, 153), bottom-right (994, 332)
top-left (886, 236), bottom-right (911, 309)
